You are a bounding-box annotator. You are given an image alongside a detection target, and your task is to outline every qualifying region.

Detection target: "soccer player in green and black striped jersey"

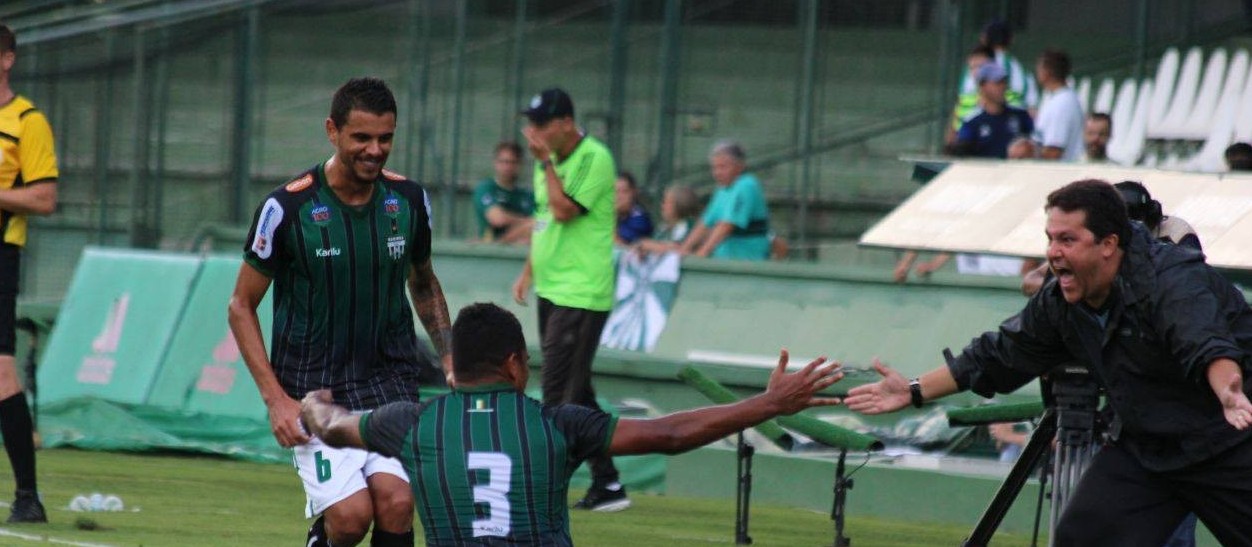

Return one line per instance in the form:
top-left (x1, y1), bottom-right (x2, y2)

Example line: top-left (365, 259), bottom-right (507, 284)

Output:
top-left (229, 77), bottom-right (452, 547)
top-left (301, 302), bottom-right (844, 546)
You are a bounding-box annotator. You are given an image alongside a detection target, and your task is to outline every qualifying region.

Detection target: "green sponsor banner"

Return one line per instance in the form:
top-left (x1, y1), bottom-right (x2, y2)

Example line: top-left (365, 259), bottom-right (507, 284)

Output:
top-left (37, 248), bottom-right (202, 406)
top-left (146, 255), bottom-right (272, 420)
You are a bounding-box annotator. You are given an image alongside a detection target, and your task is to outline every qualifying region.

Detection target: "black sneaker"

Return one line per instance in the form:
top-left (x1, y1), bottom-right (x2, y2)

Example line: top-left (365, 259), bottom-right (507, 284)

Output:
top-left (572, 481), bottom-right (631, 512)
top-left (306, 515), bottom-right (327, 547)
top-left (7, 490), bottom-right (46, 523)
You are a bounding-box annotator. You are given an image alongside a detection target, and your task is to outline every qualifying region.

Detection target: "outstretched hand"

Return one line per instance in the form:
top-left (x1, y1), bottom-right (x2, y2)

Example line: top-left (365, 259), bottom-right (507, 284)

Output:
top-left (1218, 375), bottom-right (1252, 430)
top-left (843, 358), bottom-right (912, 415)
top-left (764, 349), bottom-right (844, 415)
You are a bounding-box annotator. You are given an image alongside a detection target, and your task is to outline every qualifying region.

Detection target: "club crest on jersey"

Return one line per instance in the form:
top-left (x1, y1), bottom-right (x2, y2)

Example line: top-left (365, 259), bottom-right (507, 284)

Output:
top-left (386, 235), bottom-right (406, 260)
top-left (310, 205), bottom-right (331, 226)
top-left (383, 197), bottom-right (400, 217)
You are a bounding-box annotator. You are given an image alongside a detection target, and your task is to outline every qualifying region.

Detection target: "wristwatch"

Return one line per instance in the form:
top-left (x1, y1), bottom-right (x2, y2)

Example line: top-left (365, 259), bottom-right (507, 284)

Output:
top-left (909, 378), bottom-right (924, 408)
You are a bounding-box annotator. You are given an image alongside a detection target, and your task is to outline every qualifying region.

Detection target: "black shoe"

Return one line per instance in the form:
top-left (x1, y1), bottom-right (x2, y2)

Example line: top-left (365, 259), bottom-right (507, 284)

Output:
top-left (572, 481), bottom-right (631, 512)
top-left (306, 515), bottom-right (327, 547)
top-left (7, 490), bottom-right (46, 523)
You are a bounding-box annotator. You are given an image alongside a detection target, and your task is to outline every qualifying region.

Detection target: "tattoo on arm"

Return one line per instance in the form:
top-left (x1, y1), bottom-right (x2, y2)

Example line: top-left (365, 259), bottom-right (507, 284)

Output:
top-left (409, 260), bottom-right (453, 357)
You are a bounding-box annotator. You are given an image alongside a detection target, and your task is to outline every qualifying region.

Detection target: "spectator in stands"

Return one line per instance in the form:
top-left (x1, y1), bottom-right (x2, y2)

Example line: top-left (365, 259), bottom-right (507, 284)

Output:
top-left (1225, 142), bottom-right (1252, 171)
top-left (946, 45), bottom-right (996, 144)
top-left (988, 422), bottom-right (1030, 463)
top-left (0, 23), bottom-right (58, 524)
top-left (1032, 49), bottom-right (1085, 161)
top-left (473, 141), bottom-right (534, 244)
top-left (948, 20), bottom-right (1037, 145)
top-left (1082, 113), bottom-right (1112, 163)
top-left (1007, 136), bottom-right (1037, 159)
top-left (613, 171), bottom-right (654, 245)
top-left (634, 185), bottom-right (700, 255)
top-left (680, 140), bottom-right (772, 261)
top-left (947, 62), bottom-right (1034, 159)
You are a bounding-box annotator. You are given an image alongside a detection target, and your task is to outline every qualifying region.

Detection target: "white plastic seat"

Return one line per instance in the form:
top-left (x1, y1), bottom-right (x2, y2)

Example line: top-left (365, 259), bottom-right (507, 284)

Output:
top-left (1076, 77), bottom-right (1092, 114)
top-left (1177, 48), bottom-right (1229, 140)
top-left (1092, 78), bottom-right (1116, 115)
top-left (1146, 48), bottom-right (1180, 136)
top-left (1154, 47), bottom-right (1204, 139)
top-left (1109, 80), bottom-right (1153, 165)
top-left (1106, 79), bottom-right (1138, 155)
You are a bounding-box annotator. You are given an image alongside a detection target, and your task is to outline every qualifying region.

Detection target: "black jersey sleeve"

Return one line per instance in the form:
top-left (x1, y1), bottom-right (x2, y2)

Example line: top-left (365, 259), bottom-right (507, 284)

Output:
top-left (546, 404), bottom-right (618, 462)
top-left (360, 401), bottom-right (423, 459)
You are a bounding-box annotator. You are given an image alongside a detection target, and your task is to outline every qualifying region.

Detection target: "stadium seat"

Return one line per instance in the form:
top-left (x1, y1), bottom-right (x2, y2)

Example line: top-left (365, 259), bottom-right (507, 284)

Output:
top-left (1235, 59), bottom-right (1252, 143)
top-left (1092, 78), bottom-right (1116, 115)
top-left (1076, 77), bottom-right (1092, 114)
top-left (1184, 50), bottom-right (1247, 172)
top-left (1153, 47), bottom-right (1204, 139)
top-left (1146, 48), bottom-right (1180, 135)
top-left (1177, 48), bottom-right (1229, 140)
top-left (1106, 79), bottom-right (1138, 157)
top-left (1108, 80), bottom-right (1153, 165)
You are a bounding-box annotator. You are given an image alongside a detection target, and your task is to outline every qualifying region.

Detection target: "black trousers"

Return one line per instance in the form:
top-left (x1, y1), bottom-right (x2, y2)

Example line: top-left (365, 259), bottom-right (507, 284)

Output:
top-left (1054, 439), bottom-right (1252, 546)
top-left (537, 297), bottom-right (619, 483)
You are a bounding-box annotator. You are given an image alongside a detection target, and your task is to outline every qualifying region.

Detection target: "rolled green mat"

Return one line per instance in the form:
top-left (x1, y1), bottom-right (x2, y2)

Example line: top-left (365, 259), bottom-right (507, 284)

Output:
top-left (946, 401), bottom-right (1045, 426)
top-left (776, 413), bottom-right (884, 452)
top-left (677, 366), bottom-right (793, 450)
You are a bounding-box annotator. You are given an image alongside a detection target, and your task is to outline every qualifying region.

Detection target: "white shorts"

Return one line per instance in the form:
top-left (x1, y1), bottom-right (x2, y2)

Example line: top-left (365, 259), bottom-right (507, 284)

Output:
top-left (293, 436), bottom-right (409, 518)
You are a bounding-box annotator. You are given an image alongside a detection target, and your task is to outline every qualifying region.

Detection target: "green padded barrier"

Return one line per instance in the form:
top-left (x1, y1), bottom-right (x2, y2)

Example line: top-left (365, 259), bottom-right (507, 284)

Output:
top-left (145, 255), bottom-right (272, 420)
top-left (947, 401), bottom-right (1046, 426)
top-left (37, 247), bottom-right (203, 406)
top-left (676, 366), bottom-right (793, 450)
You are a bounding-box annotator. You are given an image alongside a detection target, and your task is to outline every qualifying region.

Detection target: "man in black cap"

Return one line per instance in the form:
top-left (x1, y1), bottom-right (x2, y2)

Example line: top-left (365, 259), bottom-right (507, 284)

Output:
top-left (509, 88), bottom-right (629, 511)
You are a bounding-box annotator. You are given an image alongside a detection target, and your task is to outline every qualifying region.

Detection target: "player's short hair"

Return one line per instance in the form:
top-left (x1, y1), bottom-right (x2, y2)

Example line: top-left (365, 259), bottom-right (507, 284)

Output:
top-left (452, 302), bottom-right (527, 382)
top-left (1046, 179), bottom-right (1131, 249)
top-left (617, 170), bottom-right (639, 190)
top-left (1038, 49), bottom-right (1072, 81)
top-left (329, 77), bottom-right (397, 129)
top-left (1088, 112), bottom-right (1111, 127)
top-left (494, 140), bottom-right (522, 158)
top-left (0, 24), bottom-right (15, 55)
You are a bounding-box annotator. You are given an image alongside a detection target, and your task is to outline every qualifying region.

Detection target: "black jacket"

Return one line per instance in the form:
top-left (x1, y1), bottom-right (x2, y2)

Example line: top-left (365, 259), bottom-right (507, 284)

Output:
top-left (948, 224), bottom-right (1252, 471)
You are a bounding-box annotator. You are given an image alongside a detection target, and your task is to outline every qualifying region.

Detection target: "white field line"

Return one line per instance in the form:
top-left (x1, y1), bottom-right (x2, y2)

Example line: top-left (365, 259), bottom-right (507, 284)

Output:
top-left (0, 527), bottom-right (116, 547)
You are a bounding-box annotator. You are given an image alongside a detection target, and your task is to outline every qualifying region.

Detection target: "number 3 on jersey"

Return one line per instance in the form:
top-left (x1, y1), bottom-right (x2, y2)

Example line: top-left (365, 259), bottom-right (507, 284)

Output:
top-left (467, 452), bottom-right (512, 537)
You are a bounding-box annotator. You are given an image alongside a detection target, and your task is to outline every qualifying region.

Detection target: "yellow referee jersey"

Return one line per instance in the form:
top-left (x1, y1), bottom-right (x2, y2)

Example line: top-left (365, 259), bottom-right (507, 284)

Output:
top-left (0, 95), bottom-right (58, 247)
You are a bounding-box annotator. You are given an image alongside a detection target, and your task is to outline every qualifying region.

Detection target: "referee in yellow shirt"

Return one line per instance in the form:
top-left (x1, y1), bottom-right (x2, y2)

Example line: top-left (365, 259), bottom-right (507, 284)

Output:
top-left (0, 22), bottom-right (58, 524)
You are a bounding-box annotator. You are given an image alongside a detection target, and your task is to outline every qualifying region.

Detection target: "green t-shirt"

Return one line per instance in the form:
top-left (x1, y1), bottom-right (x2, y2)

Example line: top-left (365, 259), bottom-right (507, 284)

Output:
top-left (700, 172), bottom-right (771, 261)
top-left (472, 178), bottom-right (534, 240)
top-left (530, 136), bottom-right (616, 311)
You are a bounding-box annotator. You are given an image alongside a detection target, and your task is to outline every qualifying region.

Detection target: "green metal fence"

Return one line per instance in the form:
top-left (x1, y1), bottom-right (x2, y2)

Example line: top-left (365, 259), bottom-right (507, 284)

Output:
top-left (2, 0), bottom-right (1245, 299)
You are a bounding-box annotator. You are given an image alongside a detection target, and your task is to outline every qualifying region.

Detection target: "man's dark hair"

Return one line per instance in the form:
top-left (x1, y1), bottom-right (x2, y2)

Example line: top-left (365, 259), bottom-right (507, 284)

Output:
top-left (452, 302), bottom-right (526, 382)
top-left (1039, 49), bottom-right (1072, 81)
top-left (0, 24), bottom-right (14, 55)
top-left (982, 20), bottom-right (1012, 49)
top-left (618, 170), bottom-right (638, 190)
top-left (1088, 112), bottom-right (1112, 128)
top-left (1226, 142), bottom-right (1252, 171)
top-left (1046, 179), bottom-right (1131, 248)
top-left (494, 140), bottom-right (522, 158)
top-left (329, 77), bottom-right (397, 129)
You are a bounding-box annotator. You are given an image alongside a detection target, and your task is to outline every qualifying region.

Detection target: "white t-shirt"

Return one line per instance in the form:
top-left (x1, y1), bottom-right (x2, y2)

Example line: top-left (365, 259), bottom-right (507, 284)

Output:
top-left (1033, 87), bottom-right (1085, 162)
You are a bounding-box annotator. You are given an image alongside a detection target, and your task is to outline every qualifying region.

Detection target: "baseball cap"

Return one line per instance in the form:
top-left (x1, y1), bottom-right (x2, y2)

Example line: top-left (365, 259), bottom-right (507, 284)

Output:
top-left (520, 88), bottom-right (575, 125)
top-left (976, 62), bottom-right (1008, 84)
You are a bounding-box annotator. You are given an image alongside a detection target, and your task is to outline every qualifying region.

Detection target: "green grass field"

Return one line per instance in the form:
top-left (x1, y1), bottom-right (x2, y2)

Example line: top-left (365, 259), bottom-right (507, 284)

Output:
top-left (0, 448), bottom-right (1040, 546)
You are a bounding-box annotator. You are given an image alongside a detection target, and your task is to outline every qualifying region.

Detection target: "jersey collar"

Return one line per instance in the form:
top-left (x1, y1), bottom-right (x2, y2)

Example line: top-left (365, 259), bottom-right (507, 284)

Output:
top-left (454, 382), bottom-right (518, 394)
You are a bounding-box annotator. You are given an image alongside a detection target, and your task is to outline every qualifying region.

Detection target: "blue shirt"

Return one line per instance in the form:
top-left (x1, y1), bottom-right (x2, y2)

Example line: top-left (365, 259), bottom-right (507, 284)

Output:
top-left (700, 173), bottom-right (771, 261)
top-left (955, 106), bottom-right (1034, 159)
top-left (617, 203), bottom-right (654, 244)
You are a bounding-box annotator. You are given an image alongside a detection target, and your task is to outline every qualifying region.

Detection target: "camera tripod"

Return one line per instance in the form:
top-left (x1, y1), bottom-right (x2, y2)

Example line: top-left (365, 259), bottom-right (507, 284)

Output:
top-left (961, 364), bottom-right (1103, 547)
